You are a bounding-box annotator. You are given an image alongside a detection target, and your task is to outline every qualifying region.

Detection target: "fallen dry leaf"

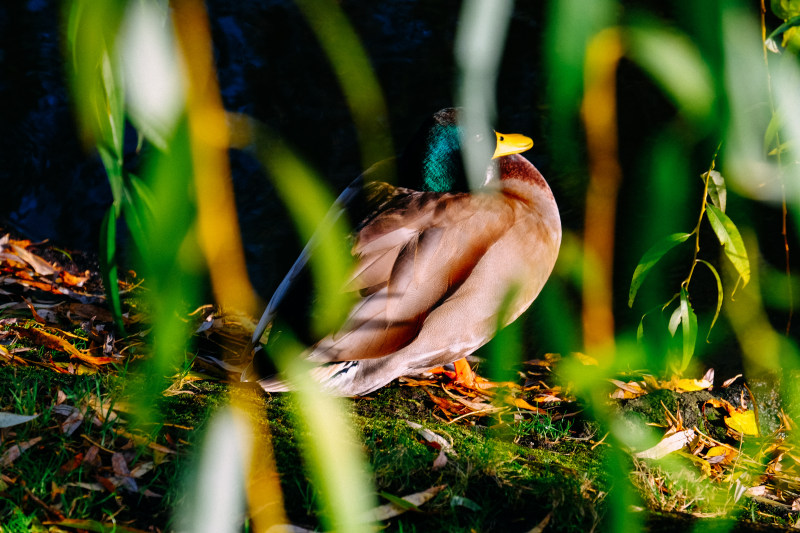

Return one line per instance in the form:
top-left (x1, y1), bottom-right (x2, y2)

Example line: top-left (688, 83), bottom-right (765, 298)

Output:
top-left (112, 452), bottom-right (138, 492)
top-left (511, 397), bottom-right (547, 414)
top-left (674, 378), bottom-right (713, 392)
top-left (609, 379), bottom-right (646, 399)
top-left (1, 436), bottom-right (43, 467)
top-left (9, 244), bottom-right (57, 276)
top-left (0, 412), bottom-right (38, 428)
top-left (12, 326), bottom-right (116, 366)
top-left (634, 429), bottom-right (696, 460)
top-left (372, 485), bottom-right (446, 521)
top-left (722, 374), bottom-right (743, 388)
top-left (525, 511), bottom-right (552, 533)
top-left (53, 404), bottom-right (84, 435)
top-left (725, 410), bottom-right (759, 436)
top-left (705, 445), bottom-right (738, 465)
top-left (406, 420), bottom-right (454, 469)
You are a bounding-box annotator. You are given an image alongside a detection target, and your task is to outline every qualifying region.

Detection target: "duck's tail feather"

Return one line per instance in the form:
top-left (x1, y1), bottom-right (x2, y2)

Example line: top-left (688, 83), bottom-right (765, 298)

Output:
top-left (254, 360), bottom-right (366, 397)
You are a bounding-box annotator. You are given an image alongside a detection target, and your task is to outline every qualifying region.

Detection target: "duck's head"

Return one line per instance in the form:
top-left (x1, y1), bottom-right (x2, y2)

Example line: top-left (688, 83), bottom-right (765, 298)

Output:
top-left (400, 108), bottom-right (533, 193)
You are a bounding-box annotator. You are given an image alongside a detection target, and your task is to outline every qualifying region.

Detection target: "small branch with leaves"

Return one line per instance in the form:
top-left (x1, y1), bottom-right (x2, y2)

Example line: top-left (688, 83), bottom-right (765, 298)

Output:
top-left (628, 150), bottom-right (751, 373)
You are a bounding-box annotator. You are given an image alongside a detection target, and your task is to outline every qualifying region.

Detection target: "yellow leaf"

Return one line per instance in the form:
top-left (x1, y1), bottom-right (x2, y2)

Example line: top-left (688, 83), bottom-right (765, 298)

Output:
top-left (705, 445), bottom-right (730, 458)
top-left (511, 398), bottom-right (546, 414)
top-left (725, 410), bottom-right (758, 436)
top-left (705, 445), bottom-right (737, 465)
top-left (674, 378), bottom-right (712, 392)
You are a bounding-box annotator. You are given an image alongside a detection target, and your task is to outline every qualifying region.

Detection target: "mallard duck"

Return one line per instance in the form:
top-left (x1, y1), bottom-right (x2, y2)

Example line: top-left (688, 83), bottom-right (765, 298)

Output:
top-left (245, 108), bottom-right (561, 396)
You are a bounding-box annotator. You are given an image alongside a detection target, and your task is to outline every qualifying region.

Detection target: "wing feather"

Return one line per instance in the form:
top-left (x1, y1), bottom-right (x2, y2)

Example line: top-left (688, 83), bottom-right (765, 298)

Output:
top-left (310, 190), bottom-right (513, 362)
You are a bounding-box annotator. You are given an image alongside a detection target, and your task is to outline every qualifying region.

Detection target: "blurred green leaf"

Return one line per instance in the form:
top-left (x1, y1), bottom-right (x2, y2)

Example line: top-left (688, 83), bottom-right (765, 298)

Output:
top-left (763, 112), bottom-right (781, 155)
top-left (252, 126), bottom-right (354, 337)
top-left (626, 24), bottom-right (714, 126)
top-left (270, 331), bottom-right (375, 533)
top-left (99, 206), bottom-right (126, 335)
top-left (120, 173), bottom-right (154, 258)
top-left (294, 0), bottom-right (393, 172)
top-left (450, 495), bottom-right (482, 511)
top-left (766, 14), bottom-right (800, 49)
top-left (679, 287), bottom-right (698, 371)
top-left (629, 233), bottom-right (692, 307)
top-left (488, 284), bottom-right (522, 382)
top-left (545, 0), bottom-right (615, 161)
top-left (704, 170), bottom-right (727, 212)
top-left (455, 0), bottom-right (513, 189)
top-left (175, 407), bottom-right (252, 533)
top-left (697, 259), bottom-right (724, 340)
top-left (668, 304), bottom-right (681, 337)
top-left (65, 0), bottom-right (126, 152)
top-left (135, 118), bottom-right (202, 427)
top-left (705, 204), bottom-right (751, 286)
top-left (118, 1), bottom-right (185, 150)
top-left (772, 0), bottom-right (800, 19)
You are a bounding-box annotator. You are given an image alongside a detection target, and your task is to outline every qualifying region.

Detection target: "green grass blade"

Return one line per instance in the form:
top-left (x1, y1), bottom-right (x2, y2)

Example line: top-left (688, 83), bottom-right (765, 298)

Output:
top-left (629, 233), bottom-right (692, 307)
top-left (679, 287), bottom-right (698, 371)
top-left (120, 173), bottom-right (154, 260)
top-left (705, 204), bottom-right (751, 286)
top-left (99, 205), bottom-right (126, 336)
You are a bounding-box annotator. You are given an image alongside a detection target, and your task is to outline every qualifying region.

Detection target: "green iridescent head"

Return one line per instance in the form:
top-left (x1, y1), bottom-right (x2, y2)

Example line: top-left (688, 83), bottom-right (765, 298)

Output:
top-left (400, 108), bottom-right (533, 193)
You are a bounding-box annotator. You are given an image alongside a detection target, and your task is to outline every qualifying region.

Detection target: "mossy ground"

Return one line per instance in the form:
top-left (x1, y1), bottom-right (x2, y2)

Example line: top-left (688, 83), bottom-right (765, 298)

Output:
top-left (0, 362), bottom-right (608, 532)
top-left (2, 359), bottom-right (798, 532)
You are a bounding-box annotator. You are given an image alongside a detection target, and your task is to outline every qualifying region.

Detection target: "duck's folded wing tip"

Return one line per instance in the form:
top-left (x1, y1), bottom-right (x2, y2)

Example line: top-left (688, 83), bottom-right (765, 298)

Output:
top-left (255, 376), bottom-right (292, 393)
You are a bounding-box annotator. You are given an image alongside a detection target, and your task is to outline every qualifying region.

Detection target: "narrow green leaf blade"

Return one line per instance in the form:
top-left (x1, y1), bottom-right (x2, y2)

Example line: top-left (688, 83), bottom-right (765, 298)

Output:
top-left (121, 173), bottom-right (153, 259)
top-left (680, 287), bottom-right (698, 371)
top-left (379, 491), bottom-right (422, 513)
top-left (629, 233), bottom-right (693, 307)
top-left (697, 259), bottom-right (724, 339)
top-left (763, 112), bottom-right (781, 155)
top-left (705, 204), bottom-right (750, 286)
top-left (99, 206), bottom-right (126, 336)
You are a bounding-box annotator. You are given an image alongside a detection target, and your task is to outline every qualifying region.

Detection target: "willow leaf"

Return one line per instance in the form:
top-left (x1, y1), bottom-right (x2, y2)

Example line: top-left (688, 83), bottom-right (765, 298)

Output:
top-left (704, 170), bottom-right (726, 212)
top-left (705, 205), bottom-right (750, 286)
top-left (99, 206), bottom-right (126, 335)
top-left (696, 259), bottom-right (724, 340)
top-left (680, 287), bottom-right (698, 371)
top-left (629, 233), bottom-right (693, 307)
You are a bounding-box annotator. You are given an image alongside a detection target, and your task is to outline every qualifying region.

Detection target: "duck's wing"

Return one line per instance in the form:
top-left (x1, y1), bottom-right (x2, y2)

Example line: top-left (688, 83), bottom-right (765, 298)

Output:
top-left (309, 190), bottom-right (515, 363)
top-left (244, 159), bottom-right (401, 350)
